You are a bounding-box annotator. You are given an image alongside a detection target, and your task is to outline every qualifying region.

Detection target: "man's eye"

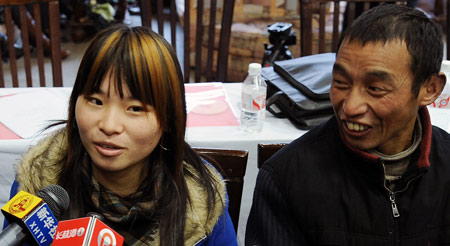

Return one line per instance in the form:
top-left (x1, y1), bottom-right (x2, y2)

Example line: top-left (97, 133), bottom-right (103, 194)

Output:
top-left (368, 86), bottom-right (382, 91)
top-left (368, 86), bottom-right (386, 94)
top-left (333, 80), bottom-right (349, 88)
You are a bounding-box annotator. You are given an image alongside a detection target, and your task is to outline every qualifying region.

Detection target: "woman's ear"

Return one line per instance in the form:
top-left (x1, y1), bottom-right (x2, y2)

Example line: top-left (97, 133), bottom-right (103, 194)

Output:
top-left (418, 72), bottom-right (446, 106)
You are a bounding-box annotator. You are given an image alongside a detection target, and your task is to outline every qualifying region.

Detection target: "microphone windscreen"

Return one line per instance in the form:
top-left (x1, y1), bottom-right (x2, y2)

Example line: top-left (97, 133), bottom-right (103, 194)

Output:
top-left (37, 184), bottom-right (69, 219)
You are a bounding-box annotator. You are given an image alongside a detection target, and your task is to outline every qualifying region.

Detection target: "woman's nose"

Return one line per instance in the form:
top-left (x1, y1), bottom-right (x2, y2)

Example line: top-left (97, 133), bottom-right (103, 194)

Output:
top-left (98, 107), bottom-right (124, 135)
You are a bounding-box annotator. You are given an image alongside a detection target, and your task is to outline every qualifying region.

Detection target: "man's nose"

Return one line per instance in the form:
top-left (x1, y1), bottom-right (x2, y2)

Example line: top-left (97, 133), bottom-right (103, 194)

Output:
top-left (98, 107), bottom-right (124, 135)
top-left (342, 88), bottom-right (368, 117)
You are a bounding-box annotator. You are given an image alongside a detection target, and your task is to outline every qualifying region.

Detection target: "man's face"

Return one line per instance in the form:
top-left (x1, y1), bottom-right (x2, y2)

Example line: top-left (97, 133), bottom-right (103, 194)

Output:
top-left (331, 39), bottom-right (422, 155)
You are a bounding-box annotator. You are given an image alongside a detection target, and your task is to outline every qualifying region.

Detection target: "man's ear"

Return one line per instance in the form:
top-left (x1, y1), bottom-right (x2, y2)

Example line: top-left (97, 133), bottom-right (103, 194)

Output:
top-left (418, 72), bottom-right (446, 106)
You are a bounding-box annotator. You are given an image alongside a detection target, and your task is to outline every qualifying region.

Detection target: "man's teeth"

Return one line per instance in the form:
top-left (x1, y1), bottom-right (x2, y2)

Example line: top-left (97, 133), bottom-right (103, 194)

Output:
top-left (347, 122), bottom-right (368, 131)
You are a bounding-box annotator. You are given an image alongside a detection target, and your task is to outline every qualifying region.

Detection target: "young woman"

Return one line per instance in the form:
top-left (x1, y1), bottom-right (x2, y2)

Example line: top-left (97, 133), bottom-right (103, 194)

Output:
top-left (7, 25), bottom-right (237, 245)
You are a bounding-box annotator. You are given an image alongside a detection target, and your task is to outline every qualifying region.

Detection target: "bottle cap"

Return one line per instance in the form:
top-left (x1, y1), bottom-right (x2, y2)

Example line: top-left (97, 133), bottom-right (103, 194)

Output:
top-left (248, 63), bottom-right (262, 74)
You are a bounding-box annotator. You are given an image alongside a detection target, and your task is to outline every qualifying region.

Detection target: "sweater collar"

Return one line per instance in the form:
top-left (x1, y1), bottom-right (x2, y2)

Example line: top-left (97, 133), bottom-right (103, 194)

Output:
top-left (339, 106), bottom-right (432, 168)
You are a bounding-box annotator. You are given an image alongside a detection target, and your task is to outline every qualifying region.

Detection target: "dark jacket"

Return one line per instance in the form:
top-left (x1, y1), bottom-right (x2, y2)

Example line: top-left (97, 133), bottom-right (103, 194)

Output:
top-left (246, 107), bottom-right (450, 245)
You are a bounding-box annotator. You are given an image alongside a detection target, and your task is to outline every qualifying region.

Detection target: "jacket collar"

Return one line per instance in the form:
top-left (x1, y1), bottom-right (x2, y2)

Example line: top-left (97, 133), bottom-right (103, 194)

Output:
top-left (15, 129), bottom-right (226, 245)
top-left (339, 106), bottom-right (432, 168)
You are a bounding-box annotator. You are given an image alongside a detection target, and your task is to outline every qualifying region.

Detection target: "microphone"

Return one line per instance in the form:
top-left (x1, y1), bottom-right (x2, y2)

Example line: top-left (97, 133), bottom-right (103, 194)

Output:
top-left (52, 212), bottom-right (124, 246)
top-left (0, 185), bottom-right (70, 246)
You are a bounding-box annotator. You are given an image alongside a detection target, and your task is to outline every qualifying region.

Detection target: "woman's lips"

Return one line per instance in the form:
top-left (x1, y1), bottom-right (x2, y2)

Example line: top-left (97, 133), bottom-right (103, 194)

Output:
top-left (94, 143), bottom-right (124, 157)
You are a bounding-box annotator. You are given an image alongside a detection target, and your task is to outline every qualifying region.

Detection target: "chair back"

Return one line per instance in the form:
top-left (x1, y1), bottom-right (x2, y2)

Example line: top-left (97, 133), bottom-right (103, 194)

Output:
top-left (0, 0), bottom-right (62, 87)
top-left (193, 147), bottom-right (248, 232)
top-left (257, 143), bottom-right (287, 169)
top-left (140, 0), bottom-right (236, 82)
top-left (299, 0), bottom-right (407, 57)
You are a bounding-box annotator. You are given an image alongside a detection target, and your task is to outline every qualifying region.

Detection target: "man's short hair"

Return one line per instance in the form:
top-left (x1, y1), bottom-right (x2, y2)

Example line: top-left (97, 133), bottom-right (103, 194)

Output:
top-left (338, 4), bottom-right (443, 96)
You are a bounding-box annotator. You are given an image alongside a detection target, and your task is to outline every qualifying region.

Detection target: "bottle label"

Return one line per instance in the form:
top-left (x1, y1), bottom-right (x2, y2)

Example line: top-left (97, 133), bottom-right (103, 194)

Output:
top-left (242, 92), bottom-right (266, 111)
top-left (252, 94), bottom-right (266, 110)
top-left (241, 84), bottom-right (267, 112)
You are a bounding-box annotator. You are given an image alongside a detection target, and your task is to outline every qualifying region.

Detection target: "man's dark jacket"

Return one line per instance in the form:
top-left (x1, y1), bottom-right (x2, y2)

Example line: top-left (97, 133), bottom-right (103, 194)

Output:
top-left (246, 107), bottom-right (450, 245)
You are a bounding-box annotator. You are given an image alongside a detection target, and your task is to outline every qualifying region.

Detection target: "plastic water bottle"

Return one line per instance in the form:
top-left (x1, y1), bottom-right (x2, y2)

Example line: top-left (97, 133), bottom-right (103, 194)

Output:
top-left (241, 63), bottom-right (267, 132)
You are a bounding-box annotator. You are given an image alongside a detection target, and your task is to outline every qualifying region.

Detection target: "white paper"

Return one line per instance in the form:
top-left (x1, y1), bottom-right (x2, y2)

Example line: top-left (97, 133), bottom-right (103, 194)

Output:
top-left (0, 89), bottom-right (71, 139)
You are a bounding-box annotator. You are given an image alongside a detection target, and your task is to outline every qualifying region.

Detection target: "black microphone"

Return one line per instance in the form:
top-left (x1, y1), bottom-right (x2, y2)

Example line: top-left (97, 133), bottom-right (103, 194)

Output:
top-left (0, 185), bottom-right (70, 246)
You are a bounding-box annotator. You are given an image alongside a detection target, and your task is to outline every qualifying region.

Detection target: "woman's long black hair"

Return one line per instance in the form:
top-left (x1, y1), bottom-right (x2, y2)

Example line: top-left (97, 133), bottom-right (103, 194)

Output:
top-left (57, 25), bottom-right (222, 245)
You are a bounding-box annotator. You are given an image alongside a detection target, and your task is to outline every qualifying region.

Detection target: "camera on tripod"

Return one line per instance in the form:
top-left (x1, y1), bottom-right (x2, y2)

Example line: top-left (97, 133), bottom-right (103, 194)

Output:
top-left (262, 22), bottom-right (297, 67)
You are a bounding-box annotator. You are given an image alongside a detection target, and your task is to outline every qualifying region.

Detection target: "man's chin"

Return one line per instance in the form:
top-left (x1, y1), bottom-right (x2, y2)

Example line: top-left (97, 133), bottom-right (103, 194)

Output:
top-left (342, 134), bottom-right (376, 152)
top-left (337, 122), bottom-right (378, 151)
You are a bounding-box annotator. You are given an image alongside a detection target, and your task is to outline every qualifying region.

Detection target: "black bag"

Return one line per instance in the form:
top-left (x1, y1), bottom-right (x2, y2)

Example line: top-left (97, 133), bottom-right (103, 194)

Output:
top-left (262, 53), bottom-right (336, 130)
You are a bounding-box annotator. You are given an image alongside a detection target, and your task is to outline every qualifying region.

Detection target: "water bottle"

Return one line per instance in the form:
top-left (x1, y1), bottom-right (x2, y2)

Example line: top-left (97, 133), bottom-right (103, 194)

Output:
top-left (241, 63), bottom-right (267, 132)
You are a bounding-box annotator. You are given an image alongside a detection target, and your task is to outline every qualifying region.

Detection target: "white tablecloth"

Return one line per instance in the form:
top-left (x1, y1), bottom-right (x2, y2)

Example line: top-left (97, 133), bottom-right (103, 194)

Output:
top-left (2, 84), bottom-right (450, 245)
top-left (186, 84), bottom-right (306, 244)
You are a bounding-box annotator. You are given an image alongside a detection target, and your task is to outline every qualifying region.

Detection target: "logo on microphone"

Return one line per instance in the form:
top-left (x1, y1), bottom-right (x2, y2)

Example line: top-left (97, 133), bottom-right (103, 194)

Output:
top-left (2, 191), bottom-right (42, 219)
top-left (9, 193), bottom-right (34, 213)
top-left (98, 228), bottom-right (117, 246)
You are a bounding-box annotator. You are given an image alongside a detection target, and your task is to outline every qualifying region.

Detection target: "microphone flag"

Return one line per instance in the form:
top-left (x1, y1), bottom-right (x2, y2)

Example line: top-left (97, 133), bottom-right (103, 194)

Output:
top-left (1, 190), bottom-right (59, 246)
top-left (53, 216), bottom-right (124, 246)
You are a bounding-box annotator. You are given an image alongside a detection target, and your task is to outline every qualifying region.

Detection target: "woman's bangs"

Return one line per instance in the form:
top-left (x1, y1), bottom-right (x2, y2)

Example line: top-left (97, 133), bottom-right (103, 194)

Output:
top-left (122, 33), bottom-right (156, 106)
top-left (137, 34), bottom-right (182, 128)
top-left (81, 30), bottom-right (124, 96)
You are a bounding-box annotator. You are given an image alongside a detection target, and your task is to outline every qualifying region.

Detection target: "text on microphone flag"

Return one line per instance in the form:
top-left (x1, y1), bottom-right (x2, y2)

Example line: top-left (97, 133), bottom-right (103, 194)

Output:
top-left (53, 217), bottom-right (91, 245)
top-left (24, 203), bottom-right (59, 245)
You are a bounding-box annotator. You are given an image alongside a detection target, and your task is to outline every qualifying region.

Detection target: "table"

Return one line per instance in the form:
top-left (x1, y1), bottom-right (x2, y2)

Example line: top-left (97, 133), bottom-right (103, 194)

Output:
top-left (2, 84), bottom-right (450, 244)
top-left (0, 83), bottom-right (307, 244)
top-left (185, 83), bottom-right (307, 244)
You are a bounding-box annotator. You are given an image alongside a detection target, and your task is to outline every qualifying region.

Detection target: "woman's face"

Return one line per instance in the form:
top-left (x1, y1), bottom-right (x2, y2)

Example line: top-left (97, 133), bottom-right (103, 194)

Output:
top-left (75, 75), bottom-right (162, 180)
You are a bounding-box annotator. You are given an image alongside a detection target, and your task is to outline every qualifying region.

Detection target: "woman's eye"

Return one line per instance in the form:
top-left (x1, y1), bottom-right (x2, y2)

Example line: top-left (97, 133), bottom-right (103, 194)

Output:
top-left (88, 97), bottom-right (102, 106)
top-left (129, 106), bottom-right (145, 112)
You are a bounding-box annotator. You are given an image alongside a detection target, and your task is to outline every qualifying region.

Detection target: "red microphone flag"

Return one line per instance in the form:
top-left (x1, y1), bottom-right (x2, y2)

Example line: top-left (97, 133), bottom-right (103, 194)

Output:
top-left (53, 216), bottom-right (124, 246)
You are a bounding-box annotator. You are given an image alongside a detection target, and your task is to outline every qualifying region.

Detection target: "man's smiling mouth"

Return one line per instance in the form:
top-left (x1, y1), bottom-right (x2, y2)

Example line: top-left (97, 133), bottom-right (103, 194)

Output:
top-left (346, 121), bottom-right (369, 132)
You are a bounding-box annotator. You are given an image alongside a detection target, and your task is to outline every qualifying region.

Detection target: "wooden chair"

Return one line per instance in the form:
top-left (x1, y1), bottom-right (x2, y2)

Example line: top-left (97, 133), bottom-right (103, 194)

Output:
top-left (0, 0), bottom-right (63, 87)
top-left (193, 147), bottom-right (248, 232)
top-left (299, 0), bottom-right (408, 57)
top-left (139, 0), bottom-right (236, 83)
top-left (257, 143), bottom-right (287, 169)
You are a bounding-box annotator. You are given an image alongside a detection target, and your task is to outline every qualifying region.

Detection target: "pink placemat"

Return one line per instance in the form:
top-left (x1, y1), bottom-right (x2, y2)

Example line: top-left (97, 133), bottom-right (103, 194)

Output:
top-left (185, 83), bottom-right (239, 127)
top-left (0, 121), bottom-right (22, 139)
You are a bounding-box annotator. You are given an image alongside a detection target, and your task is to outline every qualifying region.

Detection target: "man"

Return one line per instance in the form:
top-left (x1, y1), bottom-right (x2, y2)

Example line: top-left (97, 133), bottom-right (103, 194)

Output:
top-left (246, 4), bottom-right (450, 245)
